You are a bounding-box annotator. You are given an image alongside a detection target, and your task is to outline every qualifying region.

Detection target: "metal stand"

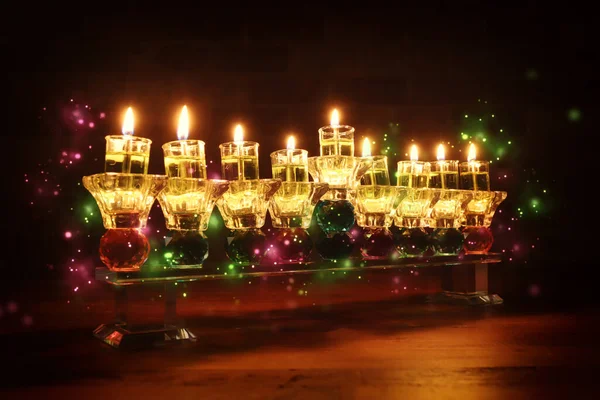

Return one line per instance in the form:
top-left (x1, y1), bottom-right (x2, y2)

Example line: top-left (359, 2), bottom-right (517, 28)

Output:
top-left (93, 283), bottom-right (197, 349)
top-left (429, 262), bottom-right (503, 306)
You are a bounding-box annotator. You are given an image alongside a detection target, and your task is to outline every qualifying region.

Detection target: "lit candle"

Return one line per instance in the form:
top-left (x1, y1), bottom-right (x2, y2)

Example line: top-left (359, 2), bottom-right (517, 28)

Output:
top-left (270, 135), bottom-right (309, 182)
top-left (104, 107), bottom-right (152, 174)
top-left (219, 124), bottom-right (259, 181)
top-left (459, 143), bottom-right (490, 191)
top-left (359, 138), bottom-right (390, 186)
top-left (318, 108), bottom-right (355, 156)
top-left (162, 105), bottom-right (207, 178)
top-left (396, 144), bottom-right (428, 188)
top-left (428, 144), bottom-right (459, 189)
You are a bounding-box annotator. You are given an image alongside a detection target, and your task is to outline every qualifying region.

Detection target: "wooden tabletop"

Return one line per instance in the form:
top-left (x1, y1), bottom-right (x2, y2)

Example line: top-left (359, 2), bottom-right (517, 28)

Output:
top-left (1, 269), bottom-right (599, 398)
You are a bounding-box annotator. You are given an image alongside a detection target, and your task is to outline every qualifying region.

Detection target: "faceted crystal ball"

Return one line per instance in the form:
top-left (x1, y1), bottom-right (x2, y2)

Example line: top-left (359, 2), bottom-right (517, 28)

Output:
top-left (463, 227), bottom-right (494, 254)
top-left (394, 227), bottom-right (431, 257)
top-left (315, 232), bottom-right (354, 260)
top-left (99, 229), bottom-right (150, 271)
top-left (164, 231), bottom-right (209, 267)
top-left (272, 228), bottom-right (313, 263)
top-left (360, 228), bottom-right (396, 259)
top-left (225, 229), bottom-right (266, 264)
top-left (430, 228), bottom-right (464, 256)
top-left (315, 200), bottom-right (355, 235)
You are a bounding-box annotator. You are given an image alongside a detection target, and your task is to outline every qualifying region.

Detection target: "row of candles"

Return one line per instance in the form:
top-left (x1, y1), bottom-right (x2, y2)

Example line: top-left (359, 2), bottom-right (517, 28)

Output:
top-left (105, 106), bottom-right (490, 191)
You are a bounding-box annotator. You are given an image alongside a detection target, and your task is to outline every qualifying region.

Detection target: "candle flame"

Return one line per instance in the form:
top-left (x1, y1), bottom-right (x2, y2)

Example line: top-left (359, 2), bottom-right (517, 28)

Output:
top-left (122, 107), bottom-right (134, 135)
top-left (287, 135), bottom-right (296, 150)
top-left (177, 105), bottom-right (189, 140)
top-left (437, 144), bottom-right (445, 161)
top-left (467, 143), bottom-right (476, 161)
top-left (330, 109), bottom-right (340, 126)
top-left (234, 124), bottom-right (244, 143)
top-left (362, 137), bottom-right (371, 157)
top-left (410, 144), bottom-right (418, 161)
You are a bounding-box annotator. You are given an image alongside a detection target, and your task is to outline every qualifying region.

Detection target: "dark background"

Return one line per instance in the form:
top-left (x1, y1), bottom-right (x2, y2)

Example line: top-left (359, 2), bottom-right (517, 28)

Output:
top-left (3, 4), bottom-right (594, 305)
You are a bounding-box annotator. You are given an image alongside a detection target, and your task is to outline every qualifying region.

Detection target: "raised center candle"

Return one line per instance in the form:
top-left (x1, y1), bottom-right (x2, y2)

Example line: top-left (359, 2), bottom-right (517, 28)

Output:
top-left (270, 135), bottom-right (309, 182)
top-left (104, 107), bottom-right (151, 174)
top-left (318, 108), bottom-right (355, 156)
top-left (360, 137), bottom-right (390, 185)
top-left (397, 145), bottom-right (429, 188)
top-left (162, 105), bottom-right (207, 178)
top-left (459, 143), bottom-right (490, 191)
top-left (219, 124), bottom-right (259, 181)
top-left (428, 144), bottom-right (459, 189)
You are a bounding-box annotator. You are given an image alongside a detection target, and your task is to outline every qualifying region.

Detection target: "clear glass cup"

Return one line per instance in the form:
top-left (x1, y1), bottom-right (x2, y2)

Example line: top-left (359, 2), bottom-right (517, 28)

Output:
top-left (105, 135), bottom-right (152, 174)
top-left (217, 179), bottom-right (281, 229)
top-left (459, 160), bottom-right (490, 191)
top-left (162, 140), bottom-right (207, 178)
top-left (270, 149), bottom-right (309, 182)
top-left (318, 125), bottom-right (355, 156)
top-left (219, 141), bottom-right (260, 180)
top-left (269, 182), bottom-right (329, 228)
top-left (397, 161), bottom-right (430, 188)
top-left (428, 160), bottom-right (459, 189)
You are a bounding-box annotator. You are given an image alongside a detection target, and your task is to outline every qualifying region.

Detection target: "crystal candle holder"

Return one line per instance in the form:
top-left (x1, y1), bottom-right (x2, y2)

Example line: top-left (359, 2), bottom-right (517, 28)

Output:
top-left (354, 185), bottom-right (397, 228)
top-left (393, 188), bottom-right (436, 228)
top-left (162, 140), bottom-right (207, 178)
top-left (105, 135), bottom-right (152, 174)
top-left (462, 190), bottom-right (508, 254)
top-left (219, 141), bottom-right (259, 181)
top-left (270, 149), bottom-right (309, 182)
top-left (318, 125), bottom-right (355, 156)
top-left (217, 179), bottom-right (281, 229)
top-left (83, 173), bottom-right (167, 271)
top-left (429, 189), bottom-right (472, 228)
top-left (269, 182), bottom-right (329, 228)
top-left (361, 156), bottom-right (390, 186)
top-left (397, 161), bottom-right (429, 188)
top-left (157, 178), bottom-right (229, 231)
top-left (307, 156), bottom-right (373, 200)
top-left (459, 160), bottom-right (490, 191)
top-left (428, 160), bottom-right (459, 189)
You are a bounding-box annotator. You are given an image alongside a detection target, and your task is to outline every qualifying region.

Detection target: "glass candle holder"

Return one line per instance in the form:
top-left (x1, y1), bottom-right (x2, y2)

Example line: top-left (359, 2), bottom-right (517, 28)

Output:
top-left (307, 156), bottom-right (373, 189)
top-left (270, 149), bottom-right (309, 182)
top-left (219, 141), bottom-right (259, 181)
top-left (269, 182), bottom-right (329, 228)
top-left (397, 161), bottom-right (429, 188)
top-left (462, 191), bottom-right (507, 254)
top-left (428, 160), bottom-right (459, 189)
top-left (463, 190), bottom-right (507, 227)
top-left (360, 156), bottom-right (390, 186)
top-left (162, 140), bottom-right (207, 179)
top-left (157, 178), bottom-right (230, 231)
top-left (82, 173), bottom-right (167, 271)
top-left (105, 135), bottom-right (152, 174)
top-left (393, 188), bottom-right (435, 228)
top-left (429, 189), bottom-right (472, 228)
top-left (318, 125), bottom-right (355, 156)
top-left (354, 185), bottom-right (397, 228)
top-left (459, 160), bottom-right (490, 191)
top-left (217, 179), bottom-right (281, 229)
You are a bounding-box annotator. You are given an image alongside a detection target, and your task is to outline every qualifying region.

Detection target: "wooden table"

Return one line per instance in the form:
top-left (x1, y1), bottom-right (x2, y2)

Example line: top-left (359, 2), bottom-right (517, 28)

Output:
top-left (1, 265), bottom-right (599, 398)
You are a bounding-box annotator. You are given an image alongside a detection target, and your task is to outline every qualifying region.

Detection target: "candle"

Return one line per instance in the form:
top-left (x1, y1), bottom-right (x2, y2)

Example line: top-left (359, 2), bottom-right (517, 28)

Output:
top-left (104, 107), bottom-right (151, 174)
top-left (397, 145), bottom-right (429, 188)
top-left (162, 105), bottom-right (207, 178)
top-left (360, 138), bottom-right (390, 186)
top-left (459, 143), bottom-right (490, 191)
top-left (219, 124), bottom-right (259, 181)
top-left (318, 108), bottom-right (354, 156)
top-left (428, 144), bottom-right (459, 189)
top-left (270, 135), bottom-right (309, 182)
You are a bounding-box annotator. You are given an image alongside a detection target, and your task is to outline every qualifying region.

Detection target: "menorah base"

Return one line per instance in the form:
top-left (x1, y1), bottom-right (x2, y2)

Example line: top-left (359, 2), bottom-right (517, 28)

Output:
top-left (427, 291), bottom-right (503, 306)
top-left (94, 323), bottom-right (196, 349)
top-left (428, 262), bottom-right (503, 306)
